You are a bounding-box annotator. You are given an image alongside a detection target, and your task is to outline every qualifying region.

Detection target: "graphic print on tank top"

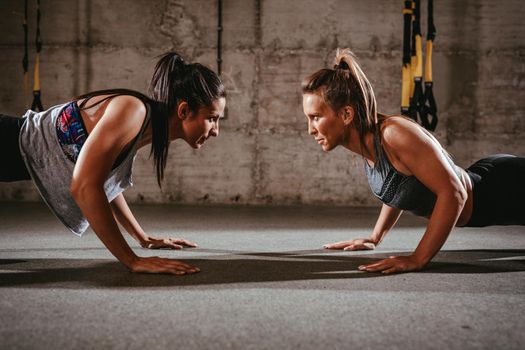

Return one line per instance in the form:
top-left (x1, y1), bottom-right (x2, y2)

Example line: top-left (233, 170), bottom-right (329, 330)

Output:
top-left (56, 102), bottom-right (87, 163)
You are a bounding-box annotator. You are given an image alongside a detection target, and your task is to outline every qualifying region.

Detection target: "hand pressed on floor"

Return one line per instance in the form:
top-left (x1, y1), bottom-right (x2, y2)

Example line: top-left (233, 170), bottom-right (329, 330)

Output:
top-left (323, 238), bottom-right (376, 251)
top-left (358, 255), bottom-right (424, 274)
top-left (129, 256), bottom-right (200, 275)
top-left (141, 236), bottom-right (198, 250)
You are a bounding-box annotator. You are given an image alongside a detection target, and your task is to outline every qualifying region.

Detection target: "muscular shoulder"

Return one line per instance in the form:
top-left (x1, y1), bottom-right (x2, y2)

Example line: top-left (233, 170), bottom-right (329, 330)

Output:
top-left (101, 95), bottom-right (147, 138)
top-left (105, 95), bottom-right (147, 122)
top-left (86, 95), bottom-right (148, 153)
top-left (380, 116), bottom-right (432, 154)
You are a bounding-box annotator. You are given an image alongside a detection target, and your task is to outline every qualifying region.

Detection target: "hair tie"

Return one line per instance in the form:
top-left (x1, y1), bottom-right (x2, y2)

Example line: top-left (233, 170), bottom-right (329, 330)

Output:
top-left (336, 60), bottom-right (350, 70)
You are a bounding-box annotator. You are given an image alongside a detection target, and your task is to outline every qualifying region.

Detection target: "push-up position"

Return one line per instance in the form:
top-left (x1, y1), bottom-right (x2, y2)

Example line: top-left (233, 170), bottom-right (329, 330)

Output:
top-left (0, 52), bottom-right (226, 275)
top-left (302, 48), bottom-right (525, 274)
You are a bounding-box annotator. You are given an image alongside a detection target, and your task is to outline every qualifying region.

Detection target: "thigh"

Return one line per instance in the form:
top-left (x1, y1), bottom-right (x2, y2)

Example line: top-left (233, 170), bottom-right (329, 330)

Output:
top-left (0, 114), bottom-right (31, 182)
top-left (468, 155), bottom-right (525, 226)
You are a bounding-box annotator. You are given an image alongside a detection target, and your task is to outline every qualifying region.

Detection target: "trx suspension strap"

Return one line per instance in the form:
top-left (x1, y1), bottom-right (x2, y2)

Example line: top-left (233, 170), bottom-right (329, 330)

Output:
top-left (22, 0), bottom-right (29, 102)
top-left (31, 0), bottom-right (44, 112)
top-left (409, 0), bottom-right (423, 122)
top-left (401, 1), bottom-right (412, 117)
top-left (420, 0), bottom-right (437, 131)
top-left (401, 0), bottom-right (438, 131)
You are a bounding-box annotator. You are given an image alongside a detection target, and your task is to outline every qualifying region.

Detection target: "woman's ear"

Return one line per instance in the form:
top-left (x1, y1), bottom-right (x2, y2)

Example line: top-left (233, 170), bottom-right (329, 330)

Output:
top-left (341, 106), bottom-right (355, 126)
top-left (177, 101), bottom-right (190, 120)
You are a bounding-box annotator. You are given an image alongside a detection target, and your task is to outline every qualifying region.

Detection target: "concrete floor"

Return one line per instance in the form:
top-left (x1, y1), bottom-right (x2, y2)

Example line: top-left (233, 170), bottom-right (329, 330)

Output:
top-left (0, 202), bottom-right (524, 350)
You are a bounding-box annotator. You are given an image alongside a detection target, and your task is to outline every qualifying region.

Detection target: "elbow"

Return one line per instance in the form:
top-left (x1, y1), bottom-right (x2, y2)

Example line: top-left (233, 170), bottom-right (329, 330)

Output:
top-left (70, 180), bottom-right (86, 202)
top-left (456, 187), bottom-right (468, 206)
top-left (441, 188), bottom-right (467, 209)
top-left (70, 179), bottom-right (99, 204)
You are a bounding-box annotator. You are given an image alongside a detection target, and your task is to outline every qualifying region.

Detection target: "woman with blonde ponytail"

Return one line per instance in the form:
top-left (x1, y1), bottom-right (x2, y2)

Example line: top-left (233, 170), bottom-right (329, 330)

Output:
top-left (302, 49), bottom-right (524, 274)
top-left (0, 52), bottom-right (226, 275)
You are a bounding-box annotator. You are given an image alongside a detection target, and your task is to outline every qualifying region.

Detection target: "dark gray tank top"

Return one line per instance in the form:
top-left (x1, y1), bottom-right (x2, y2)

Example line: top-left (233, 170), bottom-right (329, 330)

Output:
top-left (19, 101), bottom-right (150, 236)
top-left (364, 131), bottom-right (462, 217)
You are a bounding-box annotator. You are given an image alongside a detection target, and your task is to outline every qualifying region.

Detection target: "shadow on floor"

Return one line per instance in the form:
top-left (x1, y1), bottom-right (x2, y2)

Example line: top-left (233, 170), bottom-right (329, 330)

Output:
top-left (0, 249), bottom-right (524, 289)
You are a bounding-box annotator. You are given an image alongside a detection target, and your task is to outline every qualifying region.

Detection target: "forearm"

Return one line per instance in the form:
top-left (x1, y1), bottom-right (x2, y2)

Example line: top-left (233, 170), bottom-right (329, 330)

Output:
top-left (370, 204), bottom-right (403, 244)
top-left (412, 192), bottom-right (466, 265)
top-left (110, 193), bottom-right (148, 245)
top-left (73, 187), bottom-right (138, 268)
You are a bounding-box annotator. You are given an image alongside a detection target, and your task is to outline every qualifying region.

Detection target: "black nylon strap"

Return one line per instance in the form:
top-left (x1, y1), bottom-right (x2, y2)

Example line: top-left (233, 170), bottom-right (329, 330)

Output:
top-left (31, 0), bottom-right (44, 112)
top-left (402, 1), bottom-right (412, 67)
top-left (427, 0), bottom-right (436, 41)
top-left (419, 0), bottom-right (438, 131)
top-left (22, 0), bottom-right (28, 75)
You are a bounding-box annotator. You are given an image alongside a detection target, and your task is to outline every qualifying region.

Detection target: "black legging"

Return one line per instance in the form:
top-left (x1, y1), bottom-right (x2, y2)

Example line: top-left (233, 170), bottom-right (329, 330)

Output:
top-left (465, 154), bottom-right (525, 227)
top-left (0, 114), bottom-right (31, 182)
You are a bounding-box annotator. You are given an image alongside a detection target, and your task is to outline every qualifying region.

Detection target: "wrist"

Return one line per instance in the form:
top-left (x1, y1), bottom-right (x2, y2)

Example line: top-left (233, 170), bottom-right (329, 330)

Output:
top-left (121, 252), bottom-right (140, 269)
top-left (136, 234), bottom-right (151, 248)
top-left (369, 234), bottom-right (381, 245)
top-left (411, 252), bottom-right (430, 269)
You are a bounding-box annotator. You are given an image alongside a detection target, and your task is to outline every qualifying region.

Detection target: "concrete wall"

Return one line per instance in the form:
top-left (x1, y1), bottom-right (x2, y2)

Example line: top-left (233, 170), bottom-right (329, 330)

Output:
top-left (0, 0), bottom-right (524, 206)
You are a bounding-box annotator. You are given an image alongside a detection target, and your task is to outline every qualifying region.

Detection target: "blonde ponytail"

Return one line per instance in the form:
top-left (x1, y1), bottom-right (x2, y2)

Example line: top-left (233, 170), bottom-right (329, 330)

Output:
top-left (302, 48), bottom-right (381, 158)
top-left (334, 48), bottom-right (378, 125)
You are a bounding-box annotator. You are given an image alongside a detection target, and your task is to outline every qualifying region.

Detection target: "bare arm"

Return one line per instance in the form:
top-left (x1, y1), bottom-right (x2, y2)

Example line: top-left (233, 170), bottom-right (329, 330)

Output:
top-left (370, 204), bottom-right (403, 245)
top-left (411, 189), bottom-right (465, 265)
top-left (362, 189), bottom-right (465, 274)
top-left (110, 193), bottom-right (197, 249)
top-left (71, 96), bottom-right (198, 275)
top-left (110, 193), bottom-right (148, 246)
top-left (360, 118), bottom-right (467, 274)
top-left (324, 204), bottom-right (402, 251)
top-left (73, 185), bottom-right (138, 267)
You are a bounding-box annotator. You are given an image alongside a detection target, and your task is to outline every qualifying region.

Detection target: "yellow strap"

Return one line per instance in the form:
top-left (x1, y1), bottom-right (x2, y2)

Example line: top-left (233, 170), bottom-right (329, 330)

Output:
top-left (33, 53), bottom-right (40, 91)
top-left (410, 54), bottom-right (416, 97)
top-left (424, 40), bottom-right (433, 83)
top-left (415, 35), bottom-right (423, 78)
top-left (401, 65), bottom-right (411, 108)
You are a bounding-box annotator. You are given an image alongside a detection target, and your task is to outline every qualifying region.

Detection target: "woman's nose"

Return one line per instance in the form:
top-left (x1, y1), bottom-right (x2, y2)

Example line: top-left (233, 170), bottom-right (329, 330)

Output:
top-left (210, 123), bottom-right (219, 137)
top-left (308, 122), bottom-right (315, 135)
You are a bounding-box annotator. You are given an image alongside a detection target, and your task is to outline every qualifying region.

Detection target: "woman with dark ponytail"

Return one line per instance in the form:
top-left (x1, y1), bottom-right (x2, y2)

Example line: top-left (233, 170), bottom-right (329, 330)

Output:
top-left (302, 48), bottom-right (525, 274)
top-left (0, 52), bottom-right (226, 275)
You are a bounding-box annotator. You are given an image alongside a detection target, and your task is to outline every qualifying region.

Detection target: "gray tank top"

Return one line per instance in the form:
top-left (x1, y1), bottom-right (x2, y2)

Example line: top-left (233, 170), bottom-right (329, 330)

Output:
top-left (364, 131), bottom-right (462, 217)
top-left (19, 101), bottom-right (150, 236)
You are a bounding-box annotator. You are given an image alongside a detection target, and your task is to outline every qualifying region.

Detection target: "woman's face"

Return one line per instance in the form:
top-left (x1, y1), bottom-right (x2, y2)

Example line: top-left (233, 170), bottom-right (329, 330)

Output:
top-left (302, 93), bottom-right (346, 152)
top-left (182, 97), bottom-right (226, 149)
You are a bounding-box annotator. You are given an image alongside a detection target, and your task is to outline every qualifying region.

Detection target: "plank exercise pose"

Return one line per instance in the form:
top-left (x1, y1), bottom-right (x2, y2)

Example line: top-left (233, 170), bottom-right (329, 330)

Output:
top-left (0, 52), bottom-right (226, 275)
top-left (302, 49), bottom-right (525, 274)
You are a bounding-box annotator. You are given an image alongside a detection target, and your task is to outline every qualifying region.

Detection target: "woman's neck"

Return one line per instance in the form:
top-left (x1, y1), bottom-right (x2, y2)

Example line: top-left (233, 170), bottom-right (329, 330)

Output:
top-left (341, 126), bottom-right (376, 161)
top-left (138, 114), bottom-right (185, 149)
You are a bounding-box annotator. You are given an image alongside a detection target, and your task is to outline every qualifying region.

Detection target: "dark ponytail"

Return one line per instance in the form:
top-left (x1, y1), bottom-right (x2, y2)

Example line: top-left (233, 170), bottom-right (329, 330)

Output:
top-left (148, 52), bottom-right (226, 187)
top-left (147, 53), bottom-right (186, 188)
top-left (74, 52), bottom-right (225, 188)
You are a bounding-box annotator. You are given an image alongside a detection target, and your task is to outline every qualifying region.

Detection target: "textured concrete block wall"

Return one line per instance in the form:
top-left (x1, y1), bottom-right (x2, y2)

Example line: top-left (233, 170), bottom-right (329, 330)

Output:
top-left (0, 0), bottom-right (524, 206)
